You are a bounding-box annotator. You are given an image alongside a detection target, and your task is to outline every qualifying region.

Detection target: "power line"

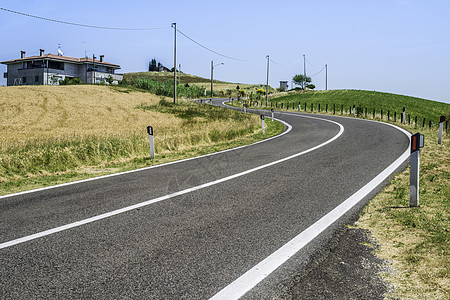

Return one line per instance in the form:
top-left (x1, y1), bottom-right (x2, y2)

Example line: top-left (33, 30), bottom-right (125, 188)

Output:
top-left (0, 7), bottom-right (169, 30)
top-left (305, 57), bottom-right (316, 68)
top-left (310, 65), bottom-right (326, 77)
top-left (1, 6), bottom-right (326, 72)
top-left (269, 57), bottom-right (302, 66)
top-left (176, 29), bottom-right (258, 62)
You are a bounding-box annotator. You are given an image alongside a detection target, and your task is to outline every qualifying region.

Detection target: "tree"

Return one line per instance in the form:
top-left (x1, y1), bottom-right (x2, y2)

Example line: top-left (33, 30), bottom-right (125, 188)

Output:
top-left (292, 74), bottom-right (312, 90)
top-left (149, 59), bottom-right (157, 71)
top-left (306, 83), bottom-right (315, 90)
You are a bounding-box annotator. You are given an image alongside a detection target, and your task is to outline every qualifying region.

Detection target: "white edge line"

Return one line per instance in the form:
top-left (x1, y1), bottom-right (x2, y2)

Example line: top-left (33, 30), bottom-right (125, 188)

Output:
top-left (210, 117), bottom-right (411, 300)
top-left (0, 115), bottom-right (292, 200)
top-left (0, 116), bottom-right (340, 250)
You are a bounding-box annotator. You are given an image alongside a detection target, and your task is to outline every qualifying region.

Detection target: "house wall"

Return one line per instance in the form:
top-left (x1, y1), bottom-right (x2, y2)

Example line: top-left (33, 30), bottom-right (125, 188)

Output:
top-left (5, 60), bottom-right (121, 86)
top-left (6, 64), bottom-right (44, 86)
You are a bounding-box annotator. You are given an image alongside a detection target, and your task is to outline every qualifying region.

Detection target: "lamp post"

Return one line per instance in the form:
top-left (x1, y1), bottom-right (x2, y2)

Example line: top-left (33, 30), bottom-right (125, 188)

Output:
top-left (265, 55), bottom-right (269, 106)
top-left (211, 61), bottom-right (224, 98)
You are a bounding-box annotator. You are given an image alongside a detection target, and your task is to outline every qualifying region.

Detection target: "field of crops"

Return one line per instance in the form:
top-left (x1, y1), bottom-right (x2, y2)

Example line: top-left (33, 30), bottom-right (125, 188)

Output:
top-left (0, 85), bottom-right (268, 193)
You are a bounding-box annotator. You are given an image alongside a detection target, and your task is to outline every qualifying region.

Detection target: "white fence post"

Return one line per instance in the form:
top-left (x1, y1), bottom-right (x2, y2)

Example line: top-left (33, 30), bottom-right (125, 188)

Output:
top-left (147, 126), bottom-right (155, 159)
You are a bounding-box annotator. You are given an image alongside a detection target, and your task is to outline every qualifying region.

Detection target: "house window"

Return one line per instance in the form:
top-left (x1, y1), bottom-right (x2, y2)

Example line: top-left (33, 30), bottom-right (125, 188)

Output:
top-left (35, 76), bottom-right (40, 83)
top-left (48, 61), bottom-right (64, 70)
top-left (22, 76), bottom-right (27, 84)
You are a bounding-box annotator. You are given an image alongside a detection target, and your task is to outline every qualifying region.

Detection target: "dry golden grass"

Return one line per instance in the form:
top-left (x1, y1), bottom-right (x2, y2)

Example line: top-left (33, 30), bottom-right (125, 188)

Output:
top-left (0, 85), bottom-right (263, 189)
top-left (356, 127), bottom-right (449, 299)
top-left (0, 85), bottom-right (174, 146)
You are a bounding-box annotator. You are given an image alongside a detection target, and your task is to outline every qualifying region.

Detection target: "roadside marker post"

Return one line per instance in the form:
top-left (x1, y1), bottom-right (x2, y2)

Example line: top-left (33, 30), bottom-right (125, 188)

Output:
top-left (298, 102), bottom-right (301, 112)
top-left (402, 107), bottom-right (406, 124)
top-left (271, 108), bottom-right (274, 122)
top-left (438, 116), bottom-right (445, 144)
top-left (261, 115), bottom-right (265, 135)
top-left (244, 104), bottom-right (247, 114)
top-left (147, 126), bottom-right (155, 159)
top-left (352, 105), bottom-right (356, 117)
top-left (410, 132), bottom-right (424, 207)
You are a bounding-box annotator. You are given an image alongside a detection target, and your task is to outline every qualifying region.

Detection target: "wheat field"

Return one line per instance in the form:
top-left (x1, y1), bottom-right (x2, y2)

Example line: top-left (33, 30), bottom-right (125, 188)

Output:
top-left (0, 85), bottom-right (260, 185)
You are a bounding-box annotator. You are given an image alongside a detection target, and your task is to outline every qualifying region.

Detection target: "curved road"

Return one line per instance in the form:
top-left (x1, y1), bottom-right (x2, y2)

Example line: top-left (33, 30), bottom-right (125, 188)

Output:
top-left (0, 100), bottom-right (410, 299)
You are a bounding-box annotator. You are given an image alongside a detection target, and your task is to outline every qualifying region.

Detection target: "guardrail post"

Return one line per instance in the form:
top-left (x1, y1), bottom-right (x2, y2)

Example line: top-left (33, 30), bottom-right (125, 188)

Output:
top-left (438, 116), bottom-right (445, 144)
top-left (261, 115), bottom-right (265, 135)
top-left (147, 126), bottom-right (155, 159)
top-left (410, 133), bottom-right (424, 207)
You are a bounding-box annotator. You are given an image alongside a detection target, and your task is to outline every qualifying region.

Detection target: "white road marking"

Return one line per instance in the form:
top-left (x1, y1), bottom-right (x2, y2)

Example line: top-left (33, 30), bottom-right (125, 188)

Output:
top-left (0, 115), bottom-right (343, 249)
top-left (210, 114), bottom-right (411, 300)
top-left (0, 115), bottom-right (291, 200)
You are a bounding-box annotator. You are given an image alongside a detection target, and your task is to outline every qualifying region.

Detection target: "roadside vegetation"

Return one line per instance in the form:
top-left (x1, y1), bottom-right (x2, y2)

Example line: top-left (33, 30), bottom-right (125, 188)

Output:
top-left (267, 89), bottom-right (449, 125)
top-left (123, 71), bottom-right (274, 99)
top-left (0, 85), bottom-right (284, 195)
top-left (356, 127), bottom-right (449, 299)
top-left (265, 89), bottom-right (449, 299)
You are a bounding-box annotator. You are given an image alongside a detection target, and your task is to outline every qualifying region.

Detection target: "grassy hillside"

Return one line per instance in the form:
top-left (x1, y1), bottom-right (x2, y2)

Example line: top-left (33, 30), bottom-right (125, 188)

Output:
top-left (0, 85), bottom-right (283, 195)
top-left (124, 71), bottom-right (221, 84)
top-left (123, 71), bottom-right (273, 96)
top-left (269, 90), bottom-right (449, 125)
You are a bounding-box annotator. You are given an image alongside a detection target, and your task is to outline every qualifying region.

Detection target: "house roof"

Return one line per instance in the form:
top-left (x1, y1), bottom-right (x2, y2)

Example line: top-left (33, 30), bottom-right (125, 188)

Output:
top-left (1, 53), bottom-right (121, 69)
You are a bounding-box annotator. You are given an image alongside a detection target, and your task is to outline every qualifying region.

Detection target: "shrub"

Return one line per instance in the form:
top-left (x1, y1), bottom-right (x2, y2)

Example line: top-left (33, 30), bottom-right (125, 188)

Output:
top-left (59, 77), bottom-right (81, 85)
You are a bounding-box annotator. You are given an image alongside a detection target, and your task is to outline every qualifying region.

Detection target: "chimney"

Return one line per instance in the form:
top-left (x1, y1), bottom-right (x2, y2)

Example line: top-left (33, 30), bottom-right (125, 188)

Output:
top-left (21, 51), bottom-right (26, 58)
top-left (40, 49), bottom-right (45, 56)
top-left (100, 55), bottom-right (104, 62)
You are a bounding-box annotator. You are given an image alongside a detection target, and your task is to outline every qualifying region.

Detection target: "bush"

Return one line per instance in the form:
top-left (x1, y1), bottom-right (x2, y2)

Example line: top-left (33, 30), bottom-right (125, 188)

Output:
top-left (106, 75), bottom-right (114, 85)
top-left (59, 77), bottom-right (81, 85)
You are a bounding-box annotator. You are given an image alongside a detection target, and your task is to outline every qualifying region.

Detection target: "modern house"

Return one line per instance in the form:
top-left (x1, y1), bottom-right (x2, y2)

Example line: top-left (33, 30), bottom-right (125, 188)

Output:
top-left (1, 49), bottom-right (123, 86)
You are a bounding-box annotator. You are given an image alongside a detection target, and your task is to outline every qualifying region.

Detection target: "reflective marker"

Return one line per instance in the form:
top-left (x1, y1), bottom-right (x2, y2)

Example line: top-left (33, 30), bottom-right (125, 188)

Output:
top-left (147, 126), bottom-right (155, 159)
top-left (410, 132), bottom-right (424, 207)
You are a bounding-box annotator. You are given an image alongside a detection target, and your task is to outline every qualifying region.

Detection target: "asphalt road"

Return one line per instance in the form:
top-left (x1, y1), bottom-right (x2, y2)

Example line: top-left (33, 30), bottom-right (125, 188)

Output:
top-left (0, 100), bottom-right (410, 299)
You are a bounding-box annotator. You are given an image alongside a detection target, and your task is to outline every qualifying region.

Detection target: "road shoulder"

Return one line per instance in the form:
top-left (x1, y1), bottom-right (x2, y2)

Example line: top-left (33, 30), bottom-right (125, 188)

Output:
top-left (285, 226), bottom-right (392, 299)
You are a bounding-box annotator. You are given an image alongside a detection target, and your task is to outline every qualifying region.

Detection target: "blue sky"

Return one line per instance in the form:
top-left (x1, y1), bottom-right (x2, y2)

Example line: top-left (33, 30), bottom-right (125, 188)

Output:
top-left (1, 0), bottom-right (449, 103)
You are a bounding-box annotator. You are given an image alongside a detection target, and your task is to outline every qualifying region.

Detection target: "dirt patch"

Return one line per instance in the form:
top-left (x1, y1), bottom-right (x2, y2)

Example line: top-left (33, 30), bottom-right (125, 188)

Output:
top-left (286, 227), bottom-right (392, 299)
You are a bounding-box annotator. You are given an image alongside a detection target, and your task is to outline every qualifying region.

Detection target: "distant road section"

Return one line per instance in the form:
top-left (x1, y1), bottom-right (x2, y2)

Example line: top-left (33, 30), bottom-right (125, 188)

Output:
top-left (0, 100), bottom-right (409, 299)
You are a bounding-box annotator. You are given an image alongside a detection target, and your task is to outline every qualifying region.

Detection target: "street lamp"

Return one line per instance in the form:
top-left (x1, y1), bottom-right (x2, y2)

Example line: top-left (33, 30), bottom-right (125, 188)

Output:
top-left (211, 61), bottom-right (224, 98)
top-left (265, 55), bottom-right (269, 106)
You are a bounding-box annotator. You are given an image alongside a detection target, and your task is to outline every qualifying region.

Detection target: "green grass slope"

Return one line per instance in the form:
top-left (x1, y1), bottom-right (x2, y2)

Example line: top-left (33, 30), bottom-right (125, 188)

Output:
top-left (270, 90), bottom-right (449, 124)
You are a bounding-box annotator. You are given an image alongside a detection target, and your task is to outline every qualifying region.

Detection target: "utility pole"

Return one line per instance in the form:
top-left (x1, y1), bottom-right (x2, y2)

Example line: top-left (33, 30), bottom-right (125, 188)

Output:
top-left (325, 64), bottom-right (328, 91)
top-left (303, 54), bottom-right (306, 90)
top-left (211, 60), bottom-right (214, 98)
top-left (266, 55), bottom-right (269, 106)
top-left (172, 23), bottom-right (177, 103)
